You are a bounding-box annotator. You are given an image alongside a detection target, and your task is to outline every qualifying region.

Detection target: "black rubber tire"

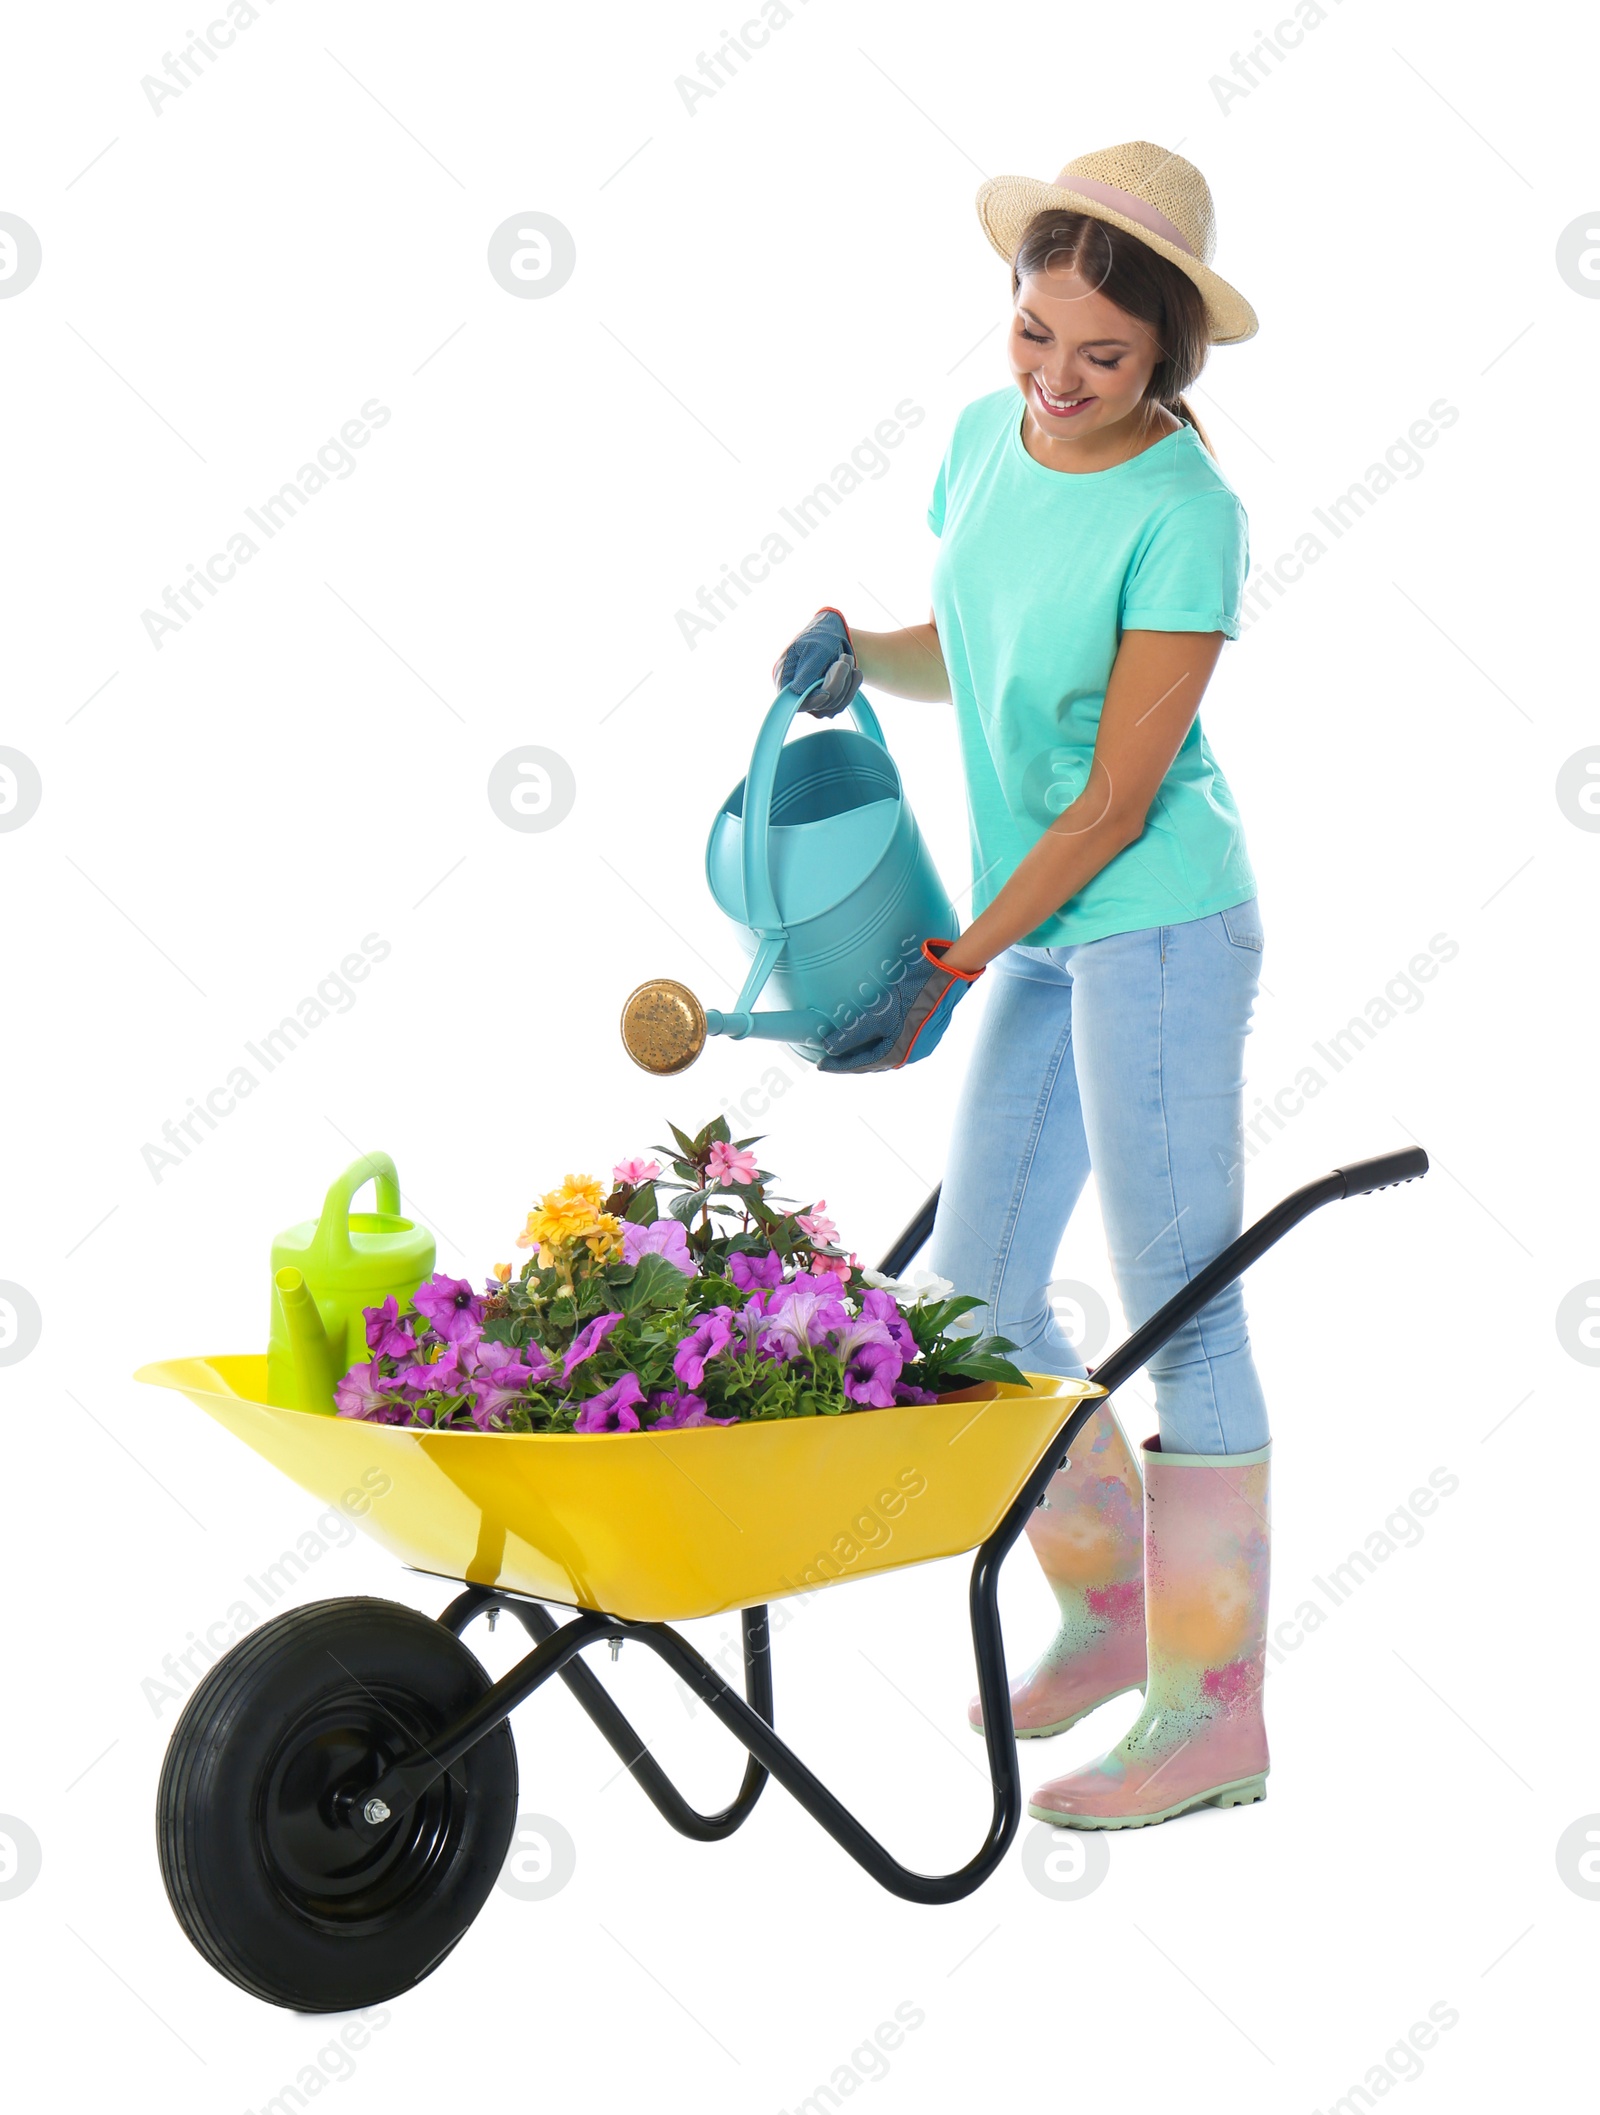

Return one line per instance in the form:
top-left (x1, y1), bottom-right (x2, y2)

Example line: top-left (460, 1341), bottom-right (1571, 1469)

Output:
top-left (157, 1597), bottom-right (517, 2011)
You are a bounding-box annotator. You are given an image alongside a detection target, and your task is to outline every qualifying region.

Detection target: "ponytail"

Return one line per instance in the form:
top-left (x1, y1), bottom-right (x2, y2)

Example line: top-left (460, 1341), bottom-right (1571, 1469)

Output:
top-left (1170, 394), bottom-right (1216, 457)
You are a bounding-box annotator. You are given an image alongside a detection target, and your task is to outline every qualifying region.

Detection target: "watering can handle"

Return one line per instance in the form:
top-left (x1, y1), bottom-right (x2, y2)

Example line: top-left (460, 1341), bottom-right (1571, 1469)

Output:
top-left (740, 684), bottom-right (888, 936)
top-left (309, 1152), bottom-right (404, 1267)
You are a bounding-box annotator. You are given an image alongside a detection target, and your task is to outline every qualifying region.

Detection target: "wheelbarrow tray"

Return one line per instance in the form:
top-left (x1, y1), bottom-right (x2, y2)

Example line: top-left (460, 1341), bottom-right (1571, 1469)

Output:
top-left (135, 1356), bottom-right (1101, 1623)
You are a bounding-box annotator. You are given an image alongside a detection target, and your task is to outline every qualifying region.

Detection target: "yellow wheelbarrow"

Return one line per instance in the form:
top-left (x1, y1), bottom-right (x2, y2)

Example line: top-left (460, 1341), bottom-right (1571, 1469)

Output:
top-left (137, 1148), bottom-right (1426, 2011)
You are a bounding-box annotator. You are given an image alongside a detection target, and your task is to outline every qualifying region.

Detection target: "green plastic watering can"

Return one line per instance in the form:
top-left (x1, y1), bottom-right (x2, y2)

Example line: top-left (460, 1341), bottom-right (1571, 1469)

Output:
top-left (266, 1153), bottom-right (435, 1413)
top-left (622, 685), bottom-right (955, 1072)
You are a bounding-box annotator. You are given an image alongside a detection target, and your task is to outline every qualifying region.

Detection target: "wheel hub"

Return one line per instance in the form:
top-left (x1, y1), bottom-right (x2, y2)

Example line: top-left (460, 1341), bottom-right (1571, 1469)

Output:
top-left (259, 1688), bottom-right (454, 1928)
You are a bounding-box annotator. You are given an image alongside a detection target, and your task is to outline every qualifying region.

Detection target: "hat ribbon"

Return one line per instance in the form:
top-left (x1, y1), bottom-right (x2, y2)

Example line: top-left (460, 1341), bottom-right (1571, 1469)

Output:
top-left (1050, 174), bottom-right (1195, 259)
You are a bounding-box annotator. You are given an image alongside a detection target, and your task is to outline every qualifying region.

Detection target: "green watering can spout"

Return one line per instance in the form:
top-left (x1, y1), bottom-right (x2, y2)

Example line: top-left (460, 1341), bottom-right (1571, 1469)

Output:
top-left (266, 1152), bottom-right (436, 1413)
top-left (273, 1267), bottom-right (339, 1414)
top-left (620, 683), bottom-right (954, 1075)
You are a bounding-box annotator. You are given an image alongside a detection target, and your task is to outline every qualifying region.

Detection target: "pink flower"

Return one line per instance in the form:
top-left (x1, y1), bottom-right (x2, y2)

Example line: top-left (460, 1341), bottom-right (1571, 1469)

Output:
top-left (621, 1218), bottom-right (695, 1274)
top-left (811, 1251), bottom-right (855, 1286)
top-left (707, 1140), bottom-right (759, 1187)
top-left (573, 1374), bottom-right (645, 1433)
top-left (798, 1200), bottom-right (840, 1247)
top-left (613, 1157), bottom-right (662, 1187)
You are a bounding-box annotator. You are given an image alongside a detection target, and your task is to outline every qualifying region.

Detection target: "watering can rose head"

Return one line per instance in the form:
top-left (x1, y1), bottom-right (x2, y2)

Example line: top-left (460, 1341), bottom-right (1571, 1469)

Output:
top-left (329, 1117), bottom-right (1026, 1433)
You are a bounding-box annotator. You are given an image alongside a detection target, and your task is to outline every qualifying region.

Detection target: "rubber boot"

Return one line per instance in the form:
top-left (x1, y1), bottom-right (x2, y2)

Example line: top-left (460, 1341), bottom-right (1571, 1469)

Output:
top-left (1028, 1436), bottom-right (1271, 1828)
top-left (968, 1402), bottom-right (1146, 1739)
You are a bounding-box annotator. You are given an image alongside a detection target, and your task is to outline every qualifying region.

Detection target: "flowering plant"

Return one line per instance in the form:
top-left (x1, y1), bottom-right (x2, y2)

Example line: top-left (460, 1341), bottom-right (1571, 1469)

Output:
top-left (334, 1115), bottom-right (1024, 1434)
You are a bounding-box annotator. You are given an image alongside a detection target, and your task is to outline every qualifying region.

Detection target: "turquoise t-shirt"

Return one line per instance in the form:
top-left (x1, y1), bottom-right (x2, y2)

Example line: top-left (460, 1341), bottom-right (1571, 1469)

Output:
top-left (928, 387), bottom-right (1257, 946)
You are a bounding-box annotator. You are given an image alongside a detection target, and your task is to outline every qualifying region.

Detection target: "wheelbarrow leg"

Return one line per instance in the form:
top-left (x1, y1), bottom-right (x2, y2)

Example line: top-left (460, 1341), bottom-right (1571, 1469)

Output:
top-left (437, 1589), bottom-right (773, 1843)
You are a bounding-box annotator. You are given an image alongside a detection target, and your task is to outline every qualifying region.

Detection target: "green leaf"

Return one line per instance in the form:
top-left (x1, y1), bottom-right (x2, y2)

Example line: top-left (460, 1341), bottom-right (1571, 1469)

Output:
top-left (705, 1113), bottom-right (732, 1147)
top-left (624, 1181), bottom-right (660, 1224)
top-left (615, 1252), bottom-right (694, 1317)
top-left (937, 1294), bottom-right (987, 1323)
top-left (941, 1351), bottom-right (1027, 1385)
top-left (667, 1123), bottom-right (699, 1160)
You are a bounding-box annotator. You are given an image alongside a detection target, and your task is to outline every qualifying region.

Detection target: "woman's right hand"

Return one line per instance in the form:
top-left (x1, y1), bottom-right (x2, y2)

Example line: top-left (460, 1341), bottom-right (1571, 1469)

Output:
top-left (772, 607), bottom-right (861, 718)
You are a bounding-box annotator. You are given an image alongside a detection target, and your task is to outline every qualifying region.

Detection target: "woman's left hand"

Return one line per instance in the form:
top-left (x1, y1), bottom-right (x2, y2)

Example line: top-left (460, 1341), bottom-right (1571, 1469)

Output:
top-left (818, 941), bottom-right (985, 1074)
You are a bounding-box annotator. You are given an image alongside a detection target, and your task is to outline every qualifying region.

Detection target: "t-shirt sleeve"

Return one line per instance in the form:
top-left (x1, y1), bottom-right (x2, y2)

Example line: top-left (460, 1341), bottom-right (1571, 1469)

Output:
top-left (1120, 489), bottom-right (1249, 639)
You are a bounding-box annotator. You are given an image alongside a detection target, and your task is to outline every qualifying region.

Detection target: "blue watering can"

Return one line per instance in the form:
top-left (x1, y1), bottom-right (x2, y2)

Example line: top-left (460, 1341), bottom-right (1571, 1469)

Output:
top-left (621, 684), bottom-right (956, 1073)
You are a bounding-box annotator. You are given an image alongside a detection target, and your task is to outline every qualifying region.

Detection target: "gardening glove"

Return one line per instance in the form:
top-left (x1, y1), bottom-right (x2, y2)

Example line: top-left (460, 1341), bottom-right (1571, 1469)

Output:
top-left (818, 940), bottom-right (984, 1074)
top-left (772, 607), bottom-right (861, 718)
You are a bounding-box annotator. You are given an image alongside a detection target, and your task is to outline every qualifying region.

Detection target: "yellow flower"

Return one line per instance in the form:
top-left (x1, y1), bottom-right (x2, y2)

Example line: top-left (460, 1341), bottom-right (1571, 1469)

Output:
top-left (492, 1262), bottom-right (512, 1284)
top-left (582, 1213), bottom-right (624, 1260)
top-left (517, 1173), bottom-right (610, 1255)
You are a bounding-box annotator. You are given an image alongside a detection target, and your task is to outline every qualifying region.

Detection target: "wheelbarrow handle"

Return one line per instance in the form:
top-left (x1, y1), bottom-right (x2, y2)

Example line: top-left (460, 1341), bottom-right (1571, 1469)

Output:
top-left (1332, 1145), bottom-right (1430, 1197)
top-left (873, 1146), bottom-right (1430, 1399)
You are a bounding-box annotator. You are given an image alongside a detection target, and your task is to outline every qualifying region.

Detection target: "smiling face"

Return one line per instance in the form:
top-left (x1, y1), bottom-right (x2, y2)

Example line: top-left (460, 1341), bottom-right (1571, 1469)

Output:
top-left (1010, 261), bottom-right (1173, 469)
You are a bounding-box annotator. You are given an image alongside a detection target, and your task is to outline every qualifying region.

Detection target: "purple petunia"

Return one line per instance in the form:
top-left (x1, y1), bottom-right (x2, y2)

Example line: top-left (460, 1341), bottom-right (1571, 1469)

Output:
top-left (727, 1248), bottom-right (785, 1294)
top-left (572, 1373), bottom-right (645, 1433)
top-left (859, 1287), bottom-right (918, 1363)
top-left (364, 1295), bottom-right (415, 1359)
top-left (621, 1218), bottom-right (695, 1275)
top-left (840, 1335), bottom-right (903, 1407)
top-left (674, 1307), bottom-right (736, 1389)
top-left (335, 1363), bottom-right (402, 1420)
top-left (649, 1389), bottom-right (737, 1431)
top-left (412, 1273), bottom-right (486, 1348)
top-left (464, 1342), bottom-right (540, 1427)
top-left (760, 1280), bottom-right (849, 1361)
top-left (471, 1333), bottom-right (554, 1385)
top-left (394, 1341), bottom-right (475, 1399)
top-left (563, 1310), bottom-right (623, 1375)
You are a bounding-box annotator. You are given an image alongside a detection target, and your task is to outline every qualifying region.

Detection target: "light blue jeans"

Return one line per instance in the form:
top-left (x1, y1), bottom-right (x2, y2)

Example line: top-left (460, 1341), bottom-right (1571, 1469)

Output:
top-left (928, 899), bottom-right (1269, 1456)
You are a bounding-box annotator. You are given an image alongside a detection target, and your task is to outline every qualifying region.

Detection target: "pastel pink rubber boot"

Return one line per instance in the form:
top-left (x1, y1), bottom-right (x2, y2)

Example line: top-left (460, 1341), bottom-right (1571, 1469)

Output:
top-left (1028, 1436), bottom-right (1271, 1828)
top-left (968, 1402), bottom-right (1146, 1738)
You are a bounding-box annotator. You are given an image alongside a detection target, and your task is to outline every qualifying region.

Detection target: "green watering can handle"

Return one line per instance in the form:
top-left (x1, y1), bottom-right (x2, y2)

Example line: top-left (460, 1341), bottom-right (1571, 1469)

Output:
top-left (740, 683), bottom-right (888, 938)
top-left (308, 1152), bottom-right (404, 1268)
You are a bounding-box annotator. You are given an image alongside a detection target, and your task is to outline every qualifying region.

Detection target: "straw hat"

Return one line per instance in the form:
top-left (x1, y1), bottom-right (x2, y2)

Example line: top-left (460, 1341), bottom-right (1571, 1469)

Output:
top-left (975, 141), bottom-right (1258, 345)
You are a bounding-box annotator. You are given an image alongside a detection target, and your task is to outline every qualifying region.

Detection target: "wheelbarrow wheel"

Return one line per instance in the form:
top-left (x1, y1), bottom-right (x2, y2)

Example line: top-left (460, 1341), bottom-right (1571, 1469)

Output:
top-left (157, 1596), bottom-right (518, 2011)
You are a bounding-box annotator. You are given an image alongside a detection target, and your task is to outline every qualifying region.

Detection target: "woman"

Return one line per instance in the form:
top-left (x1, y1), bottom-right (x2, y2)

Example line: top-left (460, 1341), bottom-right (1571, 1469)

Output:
top-left (773, 143), bottom-right (1272, 1831)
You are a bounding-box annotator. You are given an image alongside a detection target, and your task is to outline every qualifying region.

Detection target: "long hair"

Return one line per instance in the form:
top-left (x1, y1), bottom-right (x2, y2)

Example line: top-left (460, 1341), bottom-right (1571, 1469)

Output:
top-left (1012, 208), bottom-right (1215, 453)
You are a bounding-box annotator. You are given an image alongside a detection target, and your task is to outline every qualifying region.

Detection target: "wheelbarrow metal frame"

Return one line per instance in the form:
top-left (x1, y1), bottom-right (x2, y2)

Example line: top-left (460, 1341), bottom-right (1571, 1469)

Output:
top-left (343, 1149), bottom-right (1427, 1904)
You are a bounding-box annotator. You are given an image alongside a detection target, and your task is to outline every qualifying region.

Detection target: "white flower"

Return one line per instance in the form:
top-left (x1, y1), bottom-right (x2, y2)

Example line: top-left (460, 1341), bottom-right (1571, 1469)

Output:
top-left (860, 1265), bottom-right (955, 1305)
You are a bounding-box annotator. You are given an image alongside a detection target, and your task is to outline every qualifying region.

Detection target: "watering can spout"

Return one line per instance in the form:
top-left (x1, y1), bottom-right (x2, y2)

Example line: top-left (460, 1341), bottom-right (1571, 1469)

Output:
top-left (273, 1268), bottom-right (339, 1415)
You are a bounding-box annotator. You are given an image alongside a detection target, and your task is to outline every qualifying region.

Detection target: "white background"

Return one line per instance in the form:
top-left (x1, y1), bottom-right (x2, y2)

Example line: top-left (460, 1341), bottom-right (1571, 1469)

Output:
top-left (2, 1), bottom-right (1594, 2108)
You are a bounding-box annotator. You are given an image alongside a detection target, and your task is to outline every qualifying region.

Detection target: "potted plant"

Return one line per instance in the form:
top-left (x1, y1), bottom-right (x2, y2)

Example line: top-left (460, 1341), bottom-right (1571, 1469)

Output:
top-left (333, 1117), bottom-right (1025, 1434)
